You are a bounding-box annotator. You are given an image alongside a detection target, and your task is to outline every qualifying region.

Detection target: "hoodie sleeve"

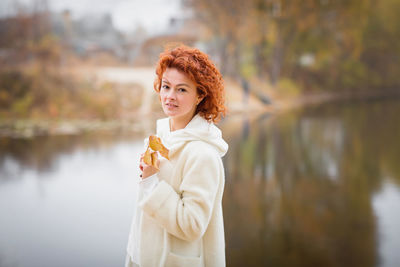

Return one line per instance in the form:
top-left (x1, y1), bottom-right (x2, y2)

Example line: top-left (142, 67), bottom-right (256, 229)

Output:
top-left (139, 174), bottom-right (159, 199)
top-left (139, 144), bottom-right (222, 242)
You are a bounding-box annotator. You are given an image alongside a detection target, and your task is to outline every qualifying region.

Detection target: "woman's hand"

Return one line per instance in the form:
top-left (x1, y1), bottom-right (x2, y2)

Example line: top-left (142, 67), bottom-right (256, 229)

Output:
top-left (139, 152), bottom-right (160, 179)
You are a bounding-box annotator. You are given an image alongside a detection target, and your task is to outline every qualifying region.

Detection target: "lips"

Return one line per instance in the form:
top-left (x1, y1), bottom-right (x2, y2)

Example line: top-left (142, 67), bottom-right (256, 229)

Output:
top-left (165, 103), bottom-right (178, 108)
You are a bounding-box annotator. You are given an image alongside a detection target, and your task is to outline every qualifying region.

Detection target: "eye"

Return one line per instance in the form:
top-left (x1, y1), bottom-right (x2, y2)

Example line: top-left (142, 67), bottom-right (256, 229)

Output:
top-left (178, 88), bottom-right (187, 92)
top-left (161, 85), bottom-right (169, 90)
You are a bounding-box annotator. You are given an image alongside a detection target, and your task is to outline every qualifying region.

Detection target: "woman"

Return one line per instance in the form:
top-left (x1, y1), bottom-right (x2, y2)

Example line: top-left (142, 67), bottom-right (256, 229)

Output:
top-left (126, 45), bottom-right (228, 267)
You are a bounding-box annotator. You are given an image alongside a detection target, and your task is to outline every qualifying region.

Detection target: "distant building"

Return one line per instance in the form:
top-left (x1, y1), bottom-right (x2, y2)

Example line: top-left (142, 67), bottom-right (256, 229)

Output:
top-left (0, 8), bottom-right (204, 66)
top-left (51, 11), bottom-right (125, 60)
top-left (132, 16), bottom-right (203, 66)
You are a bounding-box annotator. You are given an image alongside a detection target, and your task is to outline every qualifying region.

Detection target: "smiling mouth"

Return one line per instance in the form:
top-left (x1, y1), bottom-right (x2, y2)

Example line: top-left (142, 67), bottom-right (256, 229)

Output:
top-left (166, 103), bottom-right (178, 108)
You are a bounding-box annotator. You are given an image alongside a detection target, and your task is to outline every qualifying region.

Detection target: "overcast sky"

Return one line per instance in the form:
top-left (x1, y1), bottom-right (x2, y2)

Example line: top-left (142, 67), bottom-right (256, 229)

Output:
top-left (0, 0), bottom-right (185, 33)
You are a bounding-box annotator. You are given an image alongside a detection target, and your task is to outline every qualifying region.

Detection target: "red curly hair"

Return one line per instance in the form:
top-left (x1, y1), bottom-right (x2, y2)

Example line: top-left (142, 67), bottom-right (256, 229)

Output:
top-left (154, 44), bottom-right (226, 123)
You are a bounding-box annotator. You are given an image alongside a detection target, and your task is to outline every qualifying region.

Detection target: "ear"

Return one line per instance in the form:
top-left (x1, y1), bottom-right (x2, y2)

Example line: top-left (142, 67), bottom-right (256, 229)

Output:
top-left (197, 96), bottom-right (204, 105)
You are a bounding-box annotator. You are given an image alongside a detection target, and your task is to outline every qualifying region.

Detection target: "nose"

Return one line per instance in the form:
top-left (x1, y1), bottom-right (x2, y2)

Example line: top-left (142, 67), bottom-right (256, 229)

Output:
top-left (166, 88), bottom-right (176, 99)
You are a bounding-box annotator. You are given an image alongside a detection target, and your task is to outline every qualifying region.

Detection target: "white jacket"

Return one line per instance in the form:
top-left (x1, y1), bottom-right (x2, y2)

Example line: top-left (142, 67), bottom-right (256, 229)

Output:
top-left (127, 114), bottom-right (228, 267)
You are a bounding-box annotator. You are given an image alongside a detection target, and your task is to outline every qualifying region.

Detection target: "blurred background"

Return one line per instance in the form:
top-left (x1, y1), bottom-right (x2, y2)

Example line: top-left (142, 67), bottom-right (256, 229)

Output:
top-left (0, 0), bottom-right (399, 266)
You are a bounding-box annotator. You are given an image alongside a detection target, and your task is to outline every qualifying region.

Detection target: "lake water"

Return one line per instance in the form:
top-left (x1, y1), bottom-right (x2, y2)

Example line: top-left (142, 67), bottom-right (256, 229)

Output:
top-left (1, 99), bottom-right (399, 267)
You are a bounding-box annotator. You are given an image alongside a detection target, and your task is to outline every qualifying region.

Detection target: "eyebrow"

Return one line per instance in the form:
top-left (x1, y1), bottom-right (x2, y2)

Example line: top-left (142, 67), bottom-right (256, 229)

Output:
top-left (162, 79), bottom-right (191, 88)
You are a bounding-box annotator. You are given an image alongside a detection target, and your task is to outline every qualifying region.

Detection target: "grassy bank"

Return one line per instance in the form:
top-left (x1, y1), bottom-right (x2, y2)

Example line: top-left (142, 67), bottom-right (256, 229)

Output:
top-left (2, 63), bottom-right (399, 138)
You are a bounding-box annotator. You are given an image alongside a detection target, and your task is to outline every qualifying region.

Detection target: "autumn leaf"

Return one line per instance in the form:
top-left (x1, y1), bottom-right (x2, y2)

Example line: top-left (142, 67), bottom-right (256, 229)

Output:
top-left (151, 151), bottom-right (159, 170)
top-left (142, 135), bottom-right (169, 169)
top-left (143, 147), bottom-right (152, 166)
top-left (149, 135), bottom-right (169, 160)
top-left (143, 149), bottom-right (159, 170)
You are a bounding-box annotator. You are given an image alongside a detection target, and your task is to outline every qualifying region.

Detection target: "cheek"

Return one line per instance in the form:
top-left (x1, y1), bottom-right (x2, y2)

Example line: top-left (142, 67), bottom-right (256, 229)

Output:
top-left (183, 97), bottom-right (197, 110)
top-left (159, 92), bottom-right (166, 102)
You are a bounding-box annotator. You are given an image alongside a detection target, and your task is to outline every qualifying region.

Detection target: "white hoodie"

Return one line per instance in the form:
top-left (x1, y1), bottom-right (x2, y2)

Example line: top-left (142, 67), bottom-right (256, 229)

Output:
top-left (126, 114), bottom-right (228, 267)
top-left (157, 114), bottom-right (228, 158)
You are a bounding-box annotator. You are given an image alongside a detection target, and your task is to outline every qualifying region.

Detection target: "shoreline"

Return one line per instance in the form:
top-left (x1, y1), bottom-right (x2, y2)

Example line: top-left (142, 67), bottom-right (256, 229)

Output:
top-left (1, 89), bottom-right (399, 139)
top-left (273, 88), bottom-right (400, 112)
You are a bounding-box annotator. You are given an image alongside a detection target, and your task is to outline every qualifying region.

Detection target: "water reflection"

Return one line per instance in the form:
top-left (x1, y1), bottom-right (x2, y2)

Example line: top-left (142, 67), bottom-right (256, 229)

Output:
top-left (0, 133), bottom-right (142, 182)
top-left (1, 100), bottom-right (400, 267)
top-left (221, 99), bottom-right (400, 267)
top-left (0, 133), bottom-right (144, 267)
top-left (373, 182), bottom-right (400, 267)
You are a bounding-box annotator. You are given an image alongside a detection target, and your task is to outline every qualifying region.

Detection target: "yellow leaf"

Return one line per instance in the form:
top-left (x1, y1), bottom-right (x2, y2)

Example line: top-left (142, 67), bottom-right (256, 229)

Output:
top-left (149, 135), bottom-right (169, 160)
top-left (143, 147), bottom-right (152, 166)
top-left (151, 152), bottom-right (159, 170)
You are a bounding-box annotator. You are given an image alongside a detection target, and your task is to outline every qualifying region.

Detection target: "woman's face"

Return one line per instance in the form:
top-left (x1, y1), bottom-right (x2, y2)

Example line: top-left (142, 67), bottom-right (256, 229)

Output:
top-left (160, 68), bottom-right (201, 125)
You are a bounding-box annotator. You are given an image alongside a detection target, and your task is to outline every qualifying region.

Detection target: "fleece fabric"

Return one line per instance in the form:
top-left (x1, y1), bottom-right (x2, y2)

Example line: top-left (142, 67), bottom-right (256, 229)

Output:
top-left (126, 114), bottom-right (228, 267)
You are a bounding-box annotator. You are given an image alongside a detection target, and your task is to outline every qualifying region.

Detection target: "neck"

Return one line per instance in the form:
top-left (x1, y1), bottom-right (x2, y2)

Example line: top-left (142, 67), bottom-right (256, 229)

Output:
top-left (170, 114), bottom-right (196, 132)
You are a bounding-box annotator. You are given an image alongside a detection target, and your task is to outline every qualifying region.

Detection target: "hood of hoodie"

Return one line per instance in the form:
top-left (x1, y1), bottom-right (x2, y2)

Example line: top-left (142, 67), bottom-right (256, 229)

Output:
top-left (156, 114), bottom-right (228, 158)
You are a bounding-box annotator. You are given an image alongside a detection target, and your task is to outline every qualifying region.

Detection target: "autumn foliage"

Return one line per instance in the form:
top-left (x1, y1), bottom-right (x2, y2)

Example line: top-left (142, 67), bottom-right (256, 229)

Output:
top-left (143, 135), bottom-right (170, 169)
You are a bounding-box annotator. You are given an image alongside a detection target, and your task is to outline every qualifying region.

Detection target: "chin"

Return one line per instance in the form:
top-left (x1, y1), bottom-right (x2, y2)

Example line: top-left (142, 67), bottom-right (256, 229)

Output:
top-left (163, 109), bottom-right (176, 117)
